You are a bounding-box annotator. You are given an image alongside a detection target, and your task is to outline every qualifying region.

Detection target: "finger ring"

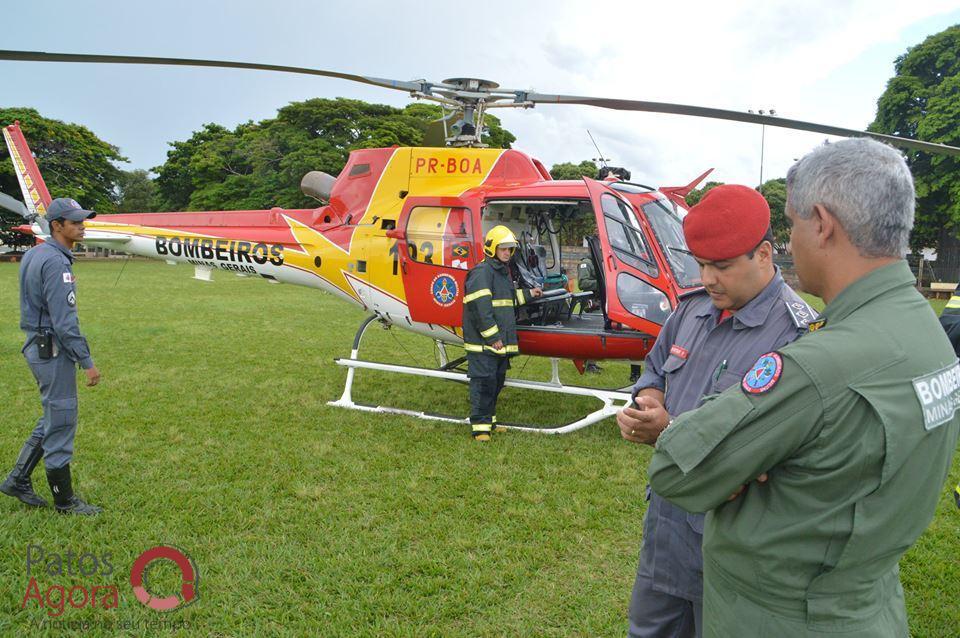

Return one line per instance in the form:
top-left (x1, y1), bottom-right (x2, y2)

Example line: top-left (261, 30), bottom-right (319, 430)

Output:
top-left (630, 429), bottom-right (636, 436)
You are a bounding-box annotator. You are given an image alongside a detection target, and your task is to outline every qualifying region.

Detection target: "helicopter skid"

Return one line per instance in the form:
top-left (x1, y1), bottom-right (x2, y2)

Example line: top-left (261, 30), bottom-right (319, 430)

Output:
top-left (329, 316), bottom-right (632, 434)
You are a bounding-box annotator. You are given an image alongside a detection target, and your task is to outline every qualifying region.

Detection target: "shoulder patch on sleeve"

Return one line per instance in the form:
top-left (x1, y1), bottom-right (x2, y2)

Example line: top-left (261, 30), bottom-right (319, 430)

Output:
top-left (67, 291), bottom-right (76, 307)
top-left (742, 352), bottom-right (783, 395)
top-left (913, 360), bottom-right (960, 431)
top-left (62, 272), bottom-right (75, 284)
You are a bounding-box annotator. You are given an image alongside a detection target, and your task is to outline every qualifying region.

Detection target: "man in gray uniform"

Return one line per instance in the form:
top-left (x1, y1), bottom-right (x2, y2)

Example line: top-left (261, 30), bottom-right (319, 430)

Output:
top-left (616, 185), bottom-right (816, 637)
top-left (1, 198), bottom-right (102, 515)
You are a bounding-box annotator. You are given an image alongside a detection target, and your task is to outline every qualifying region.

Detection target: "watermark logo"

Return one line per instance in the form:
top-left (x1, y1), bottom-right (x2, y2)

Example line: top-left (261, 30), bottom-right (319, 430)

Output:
top-left (20, 543), bottom-right (200, 619)
top-left (21, 545), bottom-right (118, 617)
top-left (129, 545), bottom-right (199, 612)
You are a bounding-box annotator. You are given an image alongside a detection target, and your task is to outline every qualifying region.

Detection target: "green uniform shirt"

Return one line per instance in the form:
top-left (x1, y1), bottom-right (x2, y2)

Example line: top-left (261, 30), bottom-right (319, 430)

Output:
top-left (577, 258), bottom-right (597, 293)
top-left (649, 261), bottom-right (960, 636)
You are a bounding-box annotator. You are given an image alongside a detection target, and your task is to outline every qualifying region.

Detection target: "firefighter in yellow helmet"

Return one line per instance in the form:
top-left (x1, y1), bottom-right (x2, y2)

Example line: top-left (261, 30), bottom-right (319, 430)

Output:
top-left (461, 226), bottom-right (542, 440)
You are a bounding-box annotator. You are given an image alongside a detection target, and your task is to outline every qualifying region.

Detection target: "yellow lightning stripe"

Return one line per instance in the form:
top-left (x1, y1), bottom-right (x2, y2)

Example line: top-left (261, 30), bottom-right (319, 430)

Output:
top-left (341, 149), bottom-right (412, 302)
top-left (282, 215), bottom-right (362, 303)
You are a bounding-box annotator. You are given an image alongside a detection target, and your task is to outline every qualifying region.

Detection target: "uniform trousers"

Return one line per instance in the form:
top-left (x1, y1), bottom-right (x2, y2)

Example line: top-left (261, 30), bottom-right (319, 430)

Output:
top-left (24, 342), bottom-right (79, 470)
top-left (629, 491), bottom-right (704, 638)
top-left (467, 353), bottom-right (509, 427)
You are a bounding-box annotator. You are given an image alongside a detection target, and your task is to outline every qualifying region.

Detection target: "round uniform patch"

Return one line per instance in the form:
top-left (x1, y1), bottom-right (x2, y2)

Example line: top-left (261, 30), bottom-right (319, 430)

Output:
top-left (431, 274), bottom-right (458, 307)
top-left (741, 352), bottom-right (782, 394)
top-left (67, 291), bottom-right (76, 307)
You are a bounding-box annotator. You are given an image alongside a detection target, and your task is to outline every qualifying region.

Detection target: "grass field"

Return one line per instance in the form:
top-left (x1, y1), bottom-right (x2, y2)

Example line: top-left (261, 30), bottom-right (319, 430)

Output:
top-left (0, 260), bottom-right (957, 637)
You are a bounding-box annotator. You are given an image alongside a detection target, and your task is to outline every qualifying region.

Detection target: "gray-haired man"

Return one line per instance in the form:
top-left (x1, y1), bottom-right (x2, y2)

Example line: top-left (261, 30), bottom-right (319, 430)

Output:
top-left (648, 138), bottom-right (959, 636)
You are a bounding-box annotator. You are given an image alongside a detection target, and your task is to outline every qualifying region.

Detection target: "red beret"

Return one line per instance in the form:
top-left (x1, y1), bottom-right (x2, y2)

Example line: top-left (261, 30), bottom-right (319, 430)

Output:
top-left (683, 185), bottom-right (770, 261)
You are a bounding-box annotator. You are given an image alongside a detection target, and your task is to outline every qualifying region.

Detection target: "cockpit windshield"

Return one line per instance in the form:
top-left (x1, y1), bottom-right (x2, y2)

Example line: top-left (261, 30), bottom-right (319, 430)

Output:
top-left (641, 200), bottom-right (702, 289)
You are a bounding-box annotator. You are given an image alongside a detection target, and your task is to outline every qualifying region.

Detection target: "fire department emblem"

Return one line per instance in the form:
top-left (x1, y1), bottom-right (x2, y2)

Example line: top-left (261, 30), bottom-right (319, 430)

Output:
top-left (742, 352), bottom-right (783, 395)
top-left (431, 274), bottom-right (458, 307)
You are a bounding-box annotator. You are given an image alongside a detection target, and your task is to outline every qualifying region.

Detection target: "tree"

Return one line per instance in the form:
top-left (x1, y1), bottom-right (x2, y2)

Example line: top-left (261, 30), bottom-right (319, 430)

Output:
top-left (550, 160), bottom-right (599, 181)
top-left (116, 169), bottom-right (157, 213)
top-left (0, 108), bottom-right (126, 248)
top-left (760, 178), bottom-right (788, 252)
top-left (869, 24), bottom-right (960, 250)
top-left (685, 181), bottom-right (723, 207)
top-left (152, 123), bottom-right (231, 211)
top-left (152, 99), bottom-right (516, 212)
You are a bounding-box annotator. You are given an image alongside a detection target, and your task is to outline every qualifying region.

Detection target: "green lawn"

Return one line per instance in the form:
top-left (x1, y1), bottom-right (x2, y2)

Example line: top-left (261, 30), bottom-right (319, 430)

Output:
top-left (0, 261), bottom-right (957, 637)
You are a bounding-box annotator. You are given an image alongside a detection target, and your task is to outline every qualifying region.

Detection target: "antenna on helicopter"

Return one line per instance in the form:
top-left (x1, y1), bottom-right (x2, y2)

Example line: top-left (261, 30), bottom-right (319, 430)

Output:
top-left (587, 129), bottom-right (610, 168)
top-left (586, 130), bottom-right (631, 181)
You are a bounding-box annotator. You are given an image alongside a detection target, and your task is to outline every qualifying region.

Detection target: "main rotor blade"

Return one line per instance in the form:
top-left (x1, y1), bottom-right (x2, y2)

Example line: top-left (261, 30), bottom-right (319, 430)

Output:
top-left (0, 50), bottom-right (423, 94)
top-left (0, 190), bottom-right (30, 219)
top-left (526, 93), bottom-right (960, 157)
top-left (4, 50), bottom-right (957, 156)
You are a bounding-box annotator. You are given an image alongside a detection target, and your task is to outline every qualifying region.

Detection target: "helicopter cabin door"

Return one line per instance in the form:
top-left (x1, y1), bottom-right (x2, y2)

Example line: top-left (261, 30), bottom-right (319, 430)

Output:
top-left (584, 178), bottom-right (673, 334)
top-left (394, 197), bottom-right (478, 326)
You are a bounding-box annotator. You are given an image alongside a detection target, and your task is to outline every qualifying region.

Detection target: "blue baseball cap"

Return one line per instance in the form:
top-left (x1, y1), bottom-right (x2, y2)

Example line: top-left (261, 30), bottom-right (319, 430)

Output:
top-left (46, 198), bottom-right (97, 222)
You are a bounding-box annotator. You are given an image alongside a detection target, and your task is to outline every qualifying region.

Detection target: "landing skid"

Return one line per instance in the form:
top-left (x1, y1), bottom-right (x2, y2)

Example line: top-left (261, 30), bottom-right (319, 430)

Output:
top-left (328, 315), bottom-right (632, 434)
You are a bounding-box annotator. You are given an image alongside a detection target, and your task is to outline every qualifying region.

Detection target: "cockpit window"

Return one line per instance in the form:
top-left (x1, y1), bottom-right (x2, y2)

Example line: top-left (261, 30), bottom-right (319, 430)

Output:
top-left (601, 194), bottom-right (657, 278)
top-left (641, 201), bottom-right (701, 288)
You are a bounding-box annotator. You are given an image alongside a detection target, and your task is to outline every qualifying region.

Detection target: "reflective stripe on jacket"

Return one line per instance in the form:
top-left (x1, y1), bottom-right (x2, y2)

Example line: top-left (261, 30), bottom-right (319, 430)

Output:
top-left (462, 257), bottom-right (532, 356)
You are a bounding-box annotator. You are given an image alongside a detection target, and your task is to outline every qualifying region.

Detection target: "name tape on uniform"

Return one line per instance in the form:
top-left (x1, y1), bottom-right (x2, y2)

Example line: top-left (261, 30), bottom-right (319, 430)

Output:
top-left (913, 360), bottom-right (960, 430)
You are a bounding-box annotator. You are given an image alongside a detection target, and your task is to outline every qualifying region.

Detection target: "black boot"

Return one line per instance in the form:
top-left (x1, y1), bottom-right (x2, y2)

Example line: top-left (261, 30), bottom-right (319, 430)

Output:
top-left (46, 465), bottom-right (102, 516)
top-left (0, 436), bottom-right (48, 507)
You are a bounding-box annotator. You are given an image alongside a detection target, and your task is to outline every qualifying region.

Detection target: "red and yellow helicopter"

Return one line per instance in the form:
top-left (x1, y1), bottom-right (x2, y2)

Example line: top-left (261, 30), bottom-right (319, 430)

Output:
top-left (3, 51), bottom-right (958, 433)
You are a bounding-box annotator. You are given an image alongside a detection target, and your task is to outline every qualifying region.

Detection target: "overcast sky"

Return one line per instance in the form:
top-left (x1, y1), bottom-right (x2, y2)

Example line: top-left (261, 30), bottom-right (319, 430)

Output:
top-left (2, 0), bottom-right (958, 192)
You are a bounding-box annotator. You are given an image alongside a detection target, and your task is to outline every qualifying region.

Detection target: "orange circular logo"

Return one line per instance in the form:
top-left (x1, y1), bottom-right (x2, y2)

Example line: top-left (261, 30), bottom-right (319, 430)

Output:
top-left (129, 545), bottom-right (198, 611)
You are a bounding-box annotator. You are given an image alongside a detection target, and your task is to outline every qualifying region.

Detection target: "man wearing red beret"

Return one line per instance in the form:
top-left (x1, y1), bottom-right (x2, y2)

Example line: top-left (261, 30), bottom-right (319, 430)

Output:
top-left (616, 184), bottom-right (817, 638)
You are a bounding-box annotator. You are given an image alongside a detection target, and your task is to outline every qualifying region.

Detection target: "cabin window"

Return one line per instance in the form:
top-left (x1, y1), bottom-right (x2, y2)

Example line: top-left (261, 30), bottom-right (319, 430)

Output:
top-left (405, 206), bottom-right (473, 270)
top-left (642, 201), bottom-right (701, 289)
top-left (601, 194), bottom-right (657, 278)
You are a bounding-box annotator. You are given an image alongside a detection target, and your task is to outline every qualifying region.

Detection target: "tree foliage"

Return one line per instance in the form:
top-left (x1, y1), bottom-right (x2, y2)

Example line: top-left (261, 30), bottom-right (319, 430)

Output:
top-left (760, 178), bottom-right (788, 252)
top-left (152, 99), bottom-right (516, 212)
top-left (869, 24), bottom-right (960, 249)
top-left (116, 169), bottom-right (157, 213)
top-left (684, 180), bottom-right (723, 207)
top-left (550, 160), bottom-right (599, 181)
top-left (0, 108), bottom-right (126, 248)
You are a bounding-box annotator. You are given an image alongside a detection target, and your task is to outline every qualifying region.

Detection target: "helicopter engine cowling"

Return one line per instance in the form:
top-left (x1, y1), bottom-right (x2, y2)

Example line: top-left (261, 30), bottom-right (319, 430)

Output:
top-left (300, 171), bottom-right (336, 203)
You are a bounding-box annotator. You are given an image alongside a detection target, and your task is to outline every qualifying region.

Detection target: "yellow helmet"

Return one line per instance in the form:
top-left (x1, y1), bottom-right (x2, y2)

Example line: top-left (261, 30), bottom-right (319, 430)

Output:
top-left (483, 225), bottom-right (518, 258)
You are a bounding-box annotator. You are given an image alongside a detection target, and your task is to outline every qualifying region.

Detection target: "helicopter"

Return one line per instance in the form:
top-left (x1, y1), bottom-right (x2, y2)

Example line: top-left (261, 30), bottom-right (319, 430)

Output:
top-left (3, 50), bottom-right (959, 434)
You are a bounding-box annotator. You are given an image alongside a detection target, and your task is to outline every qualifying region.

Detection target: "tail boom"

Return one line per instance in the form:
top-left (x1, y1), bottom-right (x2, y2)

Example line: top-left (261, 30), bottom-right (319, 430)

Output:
top-left (2, 121), bottom-right (51, 217)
